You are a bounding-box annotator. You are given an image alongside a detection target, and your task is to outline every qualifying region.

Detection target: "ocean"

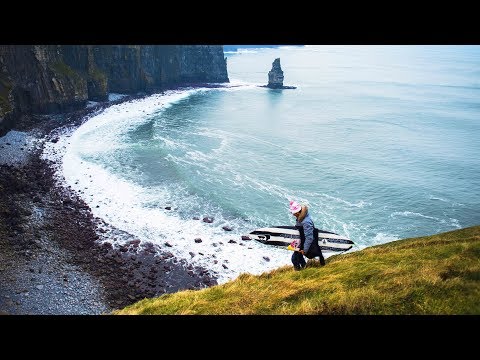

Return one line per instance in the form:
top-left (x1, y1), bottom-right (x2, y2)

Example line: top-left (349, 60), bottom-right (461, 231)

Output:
top-left (43, 45), bottom-right (480, 284)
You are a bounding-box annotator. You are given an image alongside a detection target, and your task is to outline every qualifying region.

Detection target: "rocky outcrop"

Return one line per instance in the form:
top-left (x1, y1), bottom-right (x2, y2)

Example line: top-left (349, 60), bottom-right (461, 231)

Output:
top-left (178, 46), bottom-right (229, 83)
top-left (267, 58), bottom-right (284, 88)
top-left (0, 45), bottom-right (229, 135)
top-left (264, 58), bottom-right (296, 90)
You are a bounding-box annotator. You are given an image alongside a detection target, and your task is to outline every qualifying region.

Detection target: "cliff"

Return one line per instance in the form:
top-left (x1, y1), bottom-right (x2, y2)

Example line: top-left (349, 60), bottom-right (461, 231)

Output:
top-left (0, 45), bottom-right (229, 135)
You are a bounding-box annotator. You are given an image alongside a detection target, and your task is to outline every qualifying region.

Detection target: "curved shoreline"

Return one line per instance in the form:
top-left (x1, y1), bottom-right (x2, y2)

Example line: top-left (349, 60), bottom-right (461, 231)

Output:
top-left (0, 92), bottom-right (218, 315)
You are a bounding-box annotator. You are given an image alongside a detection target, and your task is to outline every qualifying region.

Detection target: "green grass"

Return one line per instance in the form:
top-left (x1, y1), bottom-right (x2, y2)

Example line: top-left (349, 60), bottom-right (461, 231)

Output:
top-left (50, 61), bottom-right (83, 83)
top-left (114, 226), bottom-right (480, 315)
top-left (89, 67), bottom-right (107, 86)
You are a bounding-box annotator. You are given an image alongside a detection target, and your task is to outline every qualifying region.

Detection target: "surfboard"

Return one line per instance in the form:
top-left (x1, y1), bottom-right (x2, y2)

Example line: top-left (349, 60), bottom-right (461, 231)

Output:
top-left (245, 226), bottom-right (354, 253)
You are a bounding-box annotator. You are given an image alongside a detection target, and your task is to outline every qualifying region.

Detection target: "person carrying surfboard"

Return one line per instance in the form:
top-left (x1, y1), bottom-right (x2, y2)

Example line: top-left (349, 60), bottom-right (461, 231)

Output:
top-left (289, 200), bottom-right (325, 270)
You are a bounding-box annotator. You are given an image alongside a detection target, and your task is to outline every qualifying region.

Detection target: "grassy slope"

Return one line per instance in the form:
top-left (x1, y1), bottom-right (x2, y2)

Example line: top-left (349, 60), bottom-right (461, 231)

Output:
top-left (114, 226), bottom-right (480, 315)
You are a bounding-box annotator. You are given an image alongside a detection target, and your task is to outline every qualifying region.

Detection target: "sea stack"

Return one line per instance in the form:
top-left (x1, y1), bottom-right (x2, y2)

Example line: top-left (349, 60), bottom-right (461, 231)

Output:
top-left (265, 58), bottom-right (296, 89)
top-left (267, 58), bottom-right (284, 88)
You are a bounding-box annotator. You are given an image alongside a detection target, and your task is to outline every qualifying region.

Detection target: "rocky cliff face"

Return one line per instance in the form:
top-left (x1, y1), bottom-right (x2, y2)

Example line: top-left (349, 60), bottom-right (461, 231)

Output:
top-left (0, 45), bottom-right (229, 135)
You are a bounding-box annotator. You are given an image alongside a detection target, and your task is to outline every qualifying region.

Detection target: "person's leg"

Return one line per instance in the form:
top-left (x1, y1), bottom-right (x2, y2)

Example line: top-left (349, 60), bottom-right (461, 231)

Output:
top-left (291, 251), bottom-right (300, 269)
top-left (291, 251), bottom-right (305, 270)
top-left (299, 254), bottom-right (306, 268)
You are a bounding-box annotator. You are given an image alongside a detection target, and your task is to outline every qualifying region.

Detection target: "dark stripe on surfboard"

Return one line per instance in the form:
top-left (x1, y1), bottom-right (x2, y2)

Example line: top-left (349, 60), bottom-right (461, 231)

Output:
top-left (320, 245), bottom-right (353, 252)
top-left (256, 240), bottom-right (290, 246)
top-left (274, 225), bottom-right (338, 235)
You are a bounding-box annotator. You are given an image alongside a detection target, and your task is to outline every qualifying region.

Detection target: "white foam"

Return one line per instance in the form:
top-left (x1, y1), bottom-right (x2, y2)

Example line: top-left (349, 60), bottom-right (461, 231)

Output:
top-left (108, 93), bottom-right (128, 101)
top-left (428, 195), bottom-right (447, 202)
top-left (448, 218), bottom-right (461, 228)
top-left (321, 193), bottom-right (371, 208)
top-left (86, 101), bottom-right (99, 108)
top-left (372, 232), bottom-right (400, 246)
top-left (390, 211), bottom-right (440, 221)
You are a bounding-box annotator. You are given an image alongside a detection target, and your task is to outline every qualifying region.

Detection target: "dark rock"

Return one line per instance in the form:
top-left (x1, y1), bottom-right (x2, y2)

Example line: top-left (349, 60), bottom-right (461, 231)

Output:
top-left (263, 256), bottom-right (270, 262)
top-left (260, 58), bottom-right (296, 90)
top-left (102, 242), bottom-right (112, 249)
top-left (241, 235), bottom-right (251, 241)
top-left (202, 216), bottom-right (214, 223)
top-left (128, 239), bottom-right (141, 247)
top-left (165, 206), bottom-right (171, 210)
top-left (194, 238), bottom-right (202, 243)
top-left (164, 242), bottom-right (173, 247)
top-left (222, 225), bottom-right (233, 231)
top-left (228, 239), bottom-right (237, 244)
top-left (268, 58), bottom-right (284, 88)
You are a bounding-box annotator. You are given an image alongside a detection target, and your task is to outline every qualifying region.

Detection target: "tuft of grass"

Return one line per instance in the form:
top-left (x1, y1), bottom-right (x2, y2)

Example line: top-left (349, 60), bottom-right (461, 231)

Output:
top-left (114, 226), bottom-right (480, 315)
top-left (50, 61), bottom-right (83, 83)
top-left (89, 67), bottom-right (107, 87)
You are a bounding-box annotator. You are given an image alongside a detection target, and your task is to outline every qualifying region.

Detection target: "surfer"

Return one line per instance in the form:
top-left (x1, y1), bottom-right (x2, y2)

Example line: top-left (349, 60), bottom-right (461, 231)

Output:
top-left (289, 200), bottom-right (324, 270)
top-left (289, 201), bottom-right (312, 270)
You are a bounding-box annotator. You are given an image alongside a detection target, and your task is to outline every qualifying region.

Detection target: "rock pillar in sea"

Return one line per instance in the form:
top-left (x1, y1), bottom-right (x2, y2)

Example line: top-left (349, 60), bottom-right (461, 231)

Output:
top-left (267, 58), bottom-right (284, 89)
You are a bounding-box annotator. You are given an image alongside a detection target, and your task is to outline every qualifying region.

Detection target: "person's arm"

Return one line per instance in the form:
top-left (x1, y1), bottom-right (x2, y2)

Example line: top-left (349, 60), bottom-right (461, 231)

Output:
top-left (295, 225), bottom-right (305, 250)
top-left (302, 220), bottom-right (315, 253)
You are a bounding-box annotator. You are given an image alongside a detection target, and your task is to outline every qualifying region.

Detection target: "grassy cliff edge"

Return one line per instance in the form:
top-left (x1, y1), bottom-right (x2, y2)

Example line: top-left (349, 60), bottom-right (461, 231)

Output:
top-left (114, 226), bottom-right (480, 315)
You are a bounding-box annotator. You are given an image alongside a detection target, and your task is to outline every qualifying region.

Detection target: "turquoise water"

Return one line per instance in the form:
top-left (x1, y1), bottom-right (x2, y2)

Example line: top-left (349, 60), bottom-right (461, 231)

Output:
top-left (52, 45), bottom-right (480, 282)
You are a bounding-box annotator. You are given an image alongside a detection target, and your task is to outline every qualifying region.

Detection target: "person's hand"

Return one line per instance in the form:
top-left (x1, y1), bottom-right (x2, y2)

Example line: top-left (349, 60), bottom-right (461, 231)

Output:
top-left (300, 250), bottom-right (305, 255)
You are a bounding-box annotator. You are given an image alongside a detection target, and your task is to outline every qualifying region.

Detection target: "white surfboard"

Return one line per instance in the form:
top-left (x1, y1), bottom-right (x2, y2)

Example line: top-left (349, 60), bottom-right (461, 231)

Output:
top-left (245, 226), bottom-right (354, 252)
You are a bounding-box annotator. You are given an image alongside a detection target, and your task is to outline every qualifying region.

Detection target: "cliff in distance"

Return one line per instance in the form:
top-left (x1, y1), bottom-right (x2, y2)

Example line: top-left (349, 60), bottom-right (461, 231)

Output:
top-left (0, 45), bottom-right (229, 135)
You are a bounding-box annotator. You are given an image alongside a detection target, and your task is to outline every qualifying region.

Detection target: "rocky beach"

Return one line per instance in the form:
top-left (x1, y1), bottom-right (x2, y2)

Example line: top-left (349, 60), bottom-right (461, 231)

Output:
top-left (0, 99), bottom-right (218, 315)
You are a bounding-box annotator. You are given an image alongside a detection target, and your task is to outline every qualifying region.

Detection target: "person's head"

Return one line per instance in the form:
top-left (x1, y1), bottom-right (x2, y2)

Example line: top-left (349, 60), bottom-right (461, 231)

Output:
top-left (289, 200), bottom-right (302, 217)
